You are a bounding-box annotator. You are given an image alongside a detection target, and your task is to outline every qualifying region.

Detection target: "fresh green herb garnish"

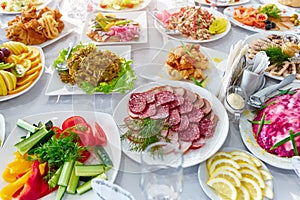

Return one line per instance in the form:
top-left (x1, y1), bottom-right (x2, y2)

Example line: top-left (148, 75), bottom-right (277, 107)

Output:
top-left (264, 46), bottom-right (290, 66)
top-left (247, 119), bottom-right (272, 125)
top-left (30, 133), bottom-right (86, 169)
top-left (252, 113), bottom-right (267, 137)
top-left (259, 100), bottom-right (278, 110)
top-left (270, 131), bottom-right (300, 150)
top-left (180, 42), bottom-right (193, 56)
top-left (121, 118), bottom-right (169, 152)
top-left (258, 4), bottom-right (281, 19)
top-left (290, 130), bottom-right (299, 156)
top-left (278, 87), bottom-right (296, 96)
top-left (191, 76), bottom-right (207, 88)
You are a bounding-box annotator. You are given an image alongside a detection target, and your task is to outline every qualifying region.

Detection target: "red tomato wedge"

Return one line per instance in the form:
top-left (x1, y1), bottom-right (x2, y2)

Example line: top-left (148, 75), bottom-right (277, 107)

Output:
top-left (61, 116), bottom-right (87, 130)
top-left (94, 122), bottom-right (107, 146)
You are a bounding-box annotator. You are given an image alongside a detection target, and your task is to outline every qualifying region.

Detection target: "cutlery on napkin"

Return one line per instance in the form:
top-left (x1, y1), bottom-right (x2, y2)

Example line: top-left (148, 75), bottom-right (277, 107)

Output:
top-left (218, 40), bottom-right (248, 101)
top-left (92, 178), bottom-right (136, 200)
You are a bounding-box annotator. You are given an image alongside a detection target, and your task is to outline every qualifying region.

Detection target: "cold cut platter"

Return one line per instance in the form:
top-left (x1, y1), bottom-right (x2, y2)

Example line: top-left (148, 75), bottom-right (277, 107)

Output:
top-left (113, 81), bottom-right (229, 168)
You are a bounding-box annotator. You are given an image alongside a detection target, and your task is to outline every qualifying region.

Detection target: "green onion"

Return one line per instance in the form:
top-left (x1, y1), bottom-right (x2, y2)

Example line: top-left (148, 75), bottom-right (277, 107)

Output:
top-left (247, 119), bottom-right (272, 125)
top-left (270, 131), bottom-right (300, 150)
top-left (290, 130), bottom-right (299, 156)
top-left (257, 113), bottom-right (266, 137)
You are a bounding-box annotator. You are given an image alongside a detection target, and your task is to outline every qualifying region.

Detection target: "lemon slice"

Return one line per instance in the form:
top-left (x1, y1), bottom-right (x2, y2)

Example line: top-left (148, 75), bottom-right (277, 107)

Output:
top-left (207, 177), bottom-right (237, 200)
top-left (230, 150), bottom-right (251, 158)
top-left (259, 169), bottom-right (273, 181)
top-left (240, 169), bottom-right (265, 188)
top-left (209, 158), bottom-right (240, 175)
top-left (232, 155), bottom-right (256, 166)
top-left (241, 177), bottom-right (263, 200)
top-left (239, 163), bottom-right (260, 174)
top-left (210, 170), bottom-right (241, 187)
top-left (212, 165), bottom-right (242, 180)
top-left (250, 156), bottom-right (263, 168)
top-left (206, 152), bottom-right (232, 169)
top-left (263, 185), bottom-right (274, 199)
top-left (237, 185), bottom-right (250, 200)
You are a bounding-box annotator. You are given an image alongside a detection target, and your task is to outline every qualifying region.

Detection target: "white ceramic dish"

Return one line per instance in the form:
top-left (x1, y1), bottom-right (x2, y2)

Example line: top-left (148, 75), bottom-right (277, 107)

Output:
top-left (198, 147), bottom-right (273, 200)
top-left (0, 20), bottom-right (77, 48)
top-left (259, 0), bottom-right (299, 9)
top-left (0, 46), bottom-right (45, 102)
top-left (224, 4), bottom-right (300, 34)
top-left (239, 82), bottom-right (300, 170)
top-left (93, 0), bottom-right (151, 12)
top-left (0, 111), bottom-right (121, 199)
top-left (113, 81), bottom-right (229, 168)
top-left (0, 114), bottom-right (5, 147)
top-left (0, 0), bottom-right (51, 14)
top-left (135, 40), bottom-right (227, 96)
top-left (154, 7), bottom-right (231, 43)
top-left (243, 32), bottom-right (300, 83)
top-left (195, 0), bottom-right (250, 7)
top-left (45, 45), bottom-right (131, 96)
top-left (81, 11), bottom-right (147, 45)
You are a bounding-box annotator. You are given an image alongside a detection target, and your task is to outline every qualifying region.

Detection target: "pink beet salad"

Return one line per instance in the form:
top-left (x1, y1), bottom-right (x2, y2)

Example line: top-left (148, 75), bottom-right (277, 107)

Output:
top-left (252, 88), bottom-right (300, 157)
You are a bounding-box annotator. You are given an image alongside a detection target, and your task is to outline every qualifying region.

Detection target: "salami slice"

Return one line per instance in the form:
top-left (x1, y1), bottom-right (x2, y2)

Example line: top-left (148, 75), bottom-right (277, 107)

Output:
top-left (172, 115), bottom-right (189, 132)
top-left (169, 94), bottom-right (185, 109)
top-left (151, 104), bottom-right (170, 119)
top-left (179, 123), bottom-right (200, 141)
top-left (128, 93), bottom-right (147, 114)
top-left (199, 118), bottom-right (214, 138)
top-left (168, 108), bottom-right (181, 126)
top-left (155, 91), bottom-right (176, 105)
top-left (179, 99), bottom-right (193, 114)
top-left (144, 91), bottom-right (156, 103)
top-left (188, 108), bottom-right (204, 123)
top-left (140, 103), bottom-right (157, 118)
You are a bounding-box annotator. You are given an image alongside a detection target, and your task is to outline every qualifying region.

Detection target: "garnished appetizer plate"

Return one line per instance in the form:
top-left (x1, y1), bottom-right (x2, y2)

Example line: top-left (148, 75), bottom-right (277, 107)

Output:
top-left (224, 3), bottom-right (300, 33)
top-left (154, 6), bottom-right (231, 43)
top-left (0, 43), bottom-right (45, 102)
top-left (239, 82), bottom-right (300, 170)
top-left (94, 0), bottom-right (151, 12)
top-left (0, 111), bottom-right (121, 199)
top-left (195, 0), bottom-right (250, 7)
top-left (45, 45), bottom-right (133, 96)
top-left (0, 0), bottom-right (51, 14)
top-left (81, 11), bottom-right (147, 45)
top-left (243, 32), bottom-right (300, 82)
top-left (113, 81), bottom-right (229, 168)
top-left (135, 40), bottom-right (227, 96)
top-left (198, 147), bottom-right (274, 200)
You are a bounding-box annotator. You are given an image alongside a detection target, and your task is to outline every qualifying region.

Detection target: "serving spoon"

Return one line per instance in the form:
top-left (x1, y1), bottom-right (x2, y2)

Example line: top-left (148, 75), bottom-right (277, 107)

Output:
top-left (55, 37), bottom-right (77, 71)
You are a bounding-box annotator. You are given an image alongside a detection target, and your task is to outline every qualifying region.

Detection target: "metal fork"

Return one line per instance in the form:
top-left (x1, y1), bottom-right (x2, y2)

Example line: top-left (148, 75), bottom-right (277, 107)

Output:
top-left (55, 39), bottom-right (76, 71)
top-left (148, 11), bottom-right (181, 35)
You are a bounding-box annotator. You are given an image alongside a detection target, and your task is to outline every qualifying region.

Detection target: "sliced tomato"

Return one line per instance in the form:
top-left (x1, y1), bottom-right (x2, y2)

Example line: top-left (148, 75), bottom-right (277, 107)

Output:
top-left (125, 3), bottom-right (134, 8)
top-left (61, 116), bottom-right (87, 130)
top-left (52, 126), bottom-right (63, 138)
top-left (1, 3), bottom-right (6, 10)
top-left (99, 3), bottom-right (107, 8)
top-left (205, 0), bottom-right (211, 3)
top-left (94, 122), bottom-right (107, 146)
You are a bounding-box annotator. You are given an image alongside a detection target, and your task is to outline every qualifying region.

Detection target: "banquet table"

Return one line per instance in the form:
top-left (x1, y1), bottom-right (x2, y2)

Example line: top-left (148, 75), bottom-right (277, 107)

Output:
top-left (1, 0), bottom-right (300, 199)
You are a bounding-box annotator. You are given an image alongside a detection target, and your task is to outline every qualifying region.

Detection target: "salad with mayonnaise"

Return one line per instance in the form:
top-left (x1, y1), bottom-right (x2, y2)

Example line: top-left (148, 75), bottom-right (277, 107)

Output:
top-left (0, 0), bottom-right (43, 12)
top-left (99, 0), bottom-right (143, 10)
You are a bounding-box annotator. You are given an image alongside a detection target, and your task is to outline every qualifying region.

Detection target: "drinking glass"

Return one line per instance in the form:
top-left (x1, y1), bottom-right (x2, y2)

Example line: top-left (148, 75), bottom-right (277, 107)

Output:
top-left (67, 0), bottom-right (88, 21)
top-left (140, 142), bottom-right (183, 200)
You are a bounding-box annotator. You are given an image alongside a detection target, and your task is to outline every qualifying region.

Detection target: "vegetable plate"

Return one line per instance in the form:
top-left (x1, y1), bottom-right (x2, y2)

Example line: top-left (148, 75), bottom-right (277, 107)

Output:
top-left (194, 0), bottom-right (250, 7)
top-left (94, 0), bottom-right (151, 12)
top-left (0, 0), bottom-right (51, 14)
top-left (0, 111), bottom-right (121, 199)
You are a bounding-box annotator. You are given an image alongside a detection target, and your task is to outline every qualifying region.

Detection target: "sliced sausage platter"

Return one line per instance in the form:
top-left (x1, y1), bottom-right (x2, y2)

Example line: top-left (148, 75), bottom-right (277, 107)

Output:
top-left (113, 81), bottom-right (229, 168)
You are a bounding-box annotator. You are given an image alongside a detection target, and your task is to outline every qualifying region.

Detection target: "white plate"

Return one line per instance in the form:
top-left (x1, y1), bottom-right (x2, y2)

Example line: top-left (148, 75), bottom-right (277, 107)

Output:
top-left (81, 11), bottom-right (147, 45)
top-left (93, 0), bottom-right (151, 12)
top-left (0, 114), bottom-right (4, 147)
top-left (154, 7), bottom-right (231, 43)
top-left (243, 32), bottom-right (300, 83)
top-left (195, 0), bottom-right (250, 7)
top-left (259, 0), bottom-right (299, 9)
top-left (0, 20), bottom-right (77, 48)
top-left (224, 4), bottom-right (300, 34)
top-left (0, 46), bottom-right (45, 102)
top-left (198, 147), bottom-right (273, 200)
top-left (0, 0), bottom-right (51, 14)
top-left (135, 40), bottom-right (227, 96)
top-left (45, 45), bottom-right (131, 96)
top-left (239, 82), bottom-right (300, 170)
top-left (113, 81), bottom-right (229, 168)
top-left (0, 111), bottom-right (121, 199)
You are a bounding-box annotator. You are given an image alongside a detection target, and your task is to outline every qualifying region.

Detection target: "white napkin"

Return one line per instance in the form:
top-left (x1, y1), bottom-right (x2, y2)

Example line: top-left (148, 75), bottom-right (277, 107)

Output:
top-left (247, 51), bottom-right (270, 74)
top-left (92, 178), bottom-right (136, 200)
top-left (218, 40), bottom-right (248, 101)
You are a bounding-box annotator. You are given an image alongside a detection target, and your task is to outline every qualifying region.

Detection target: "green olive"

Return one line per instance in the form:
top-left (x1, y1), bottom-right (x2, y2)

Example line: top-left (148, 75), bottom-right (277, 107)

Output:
top-left (294, 19), bottom-right (299, 26)
top-left (290, 17), bottom-right (296, 22)
top-left (292, 13), bottom-right (299, 19)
